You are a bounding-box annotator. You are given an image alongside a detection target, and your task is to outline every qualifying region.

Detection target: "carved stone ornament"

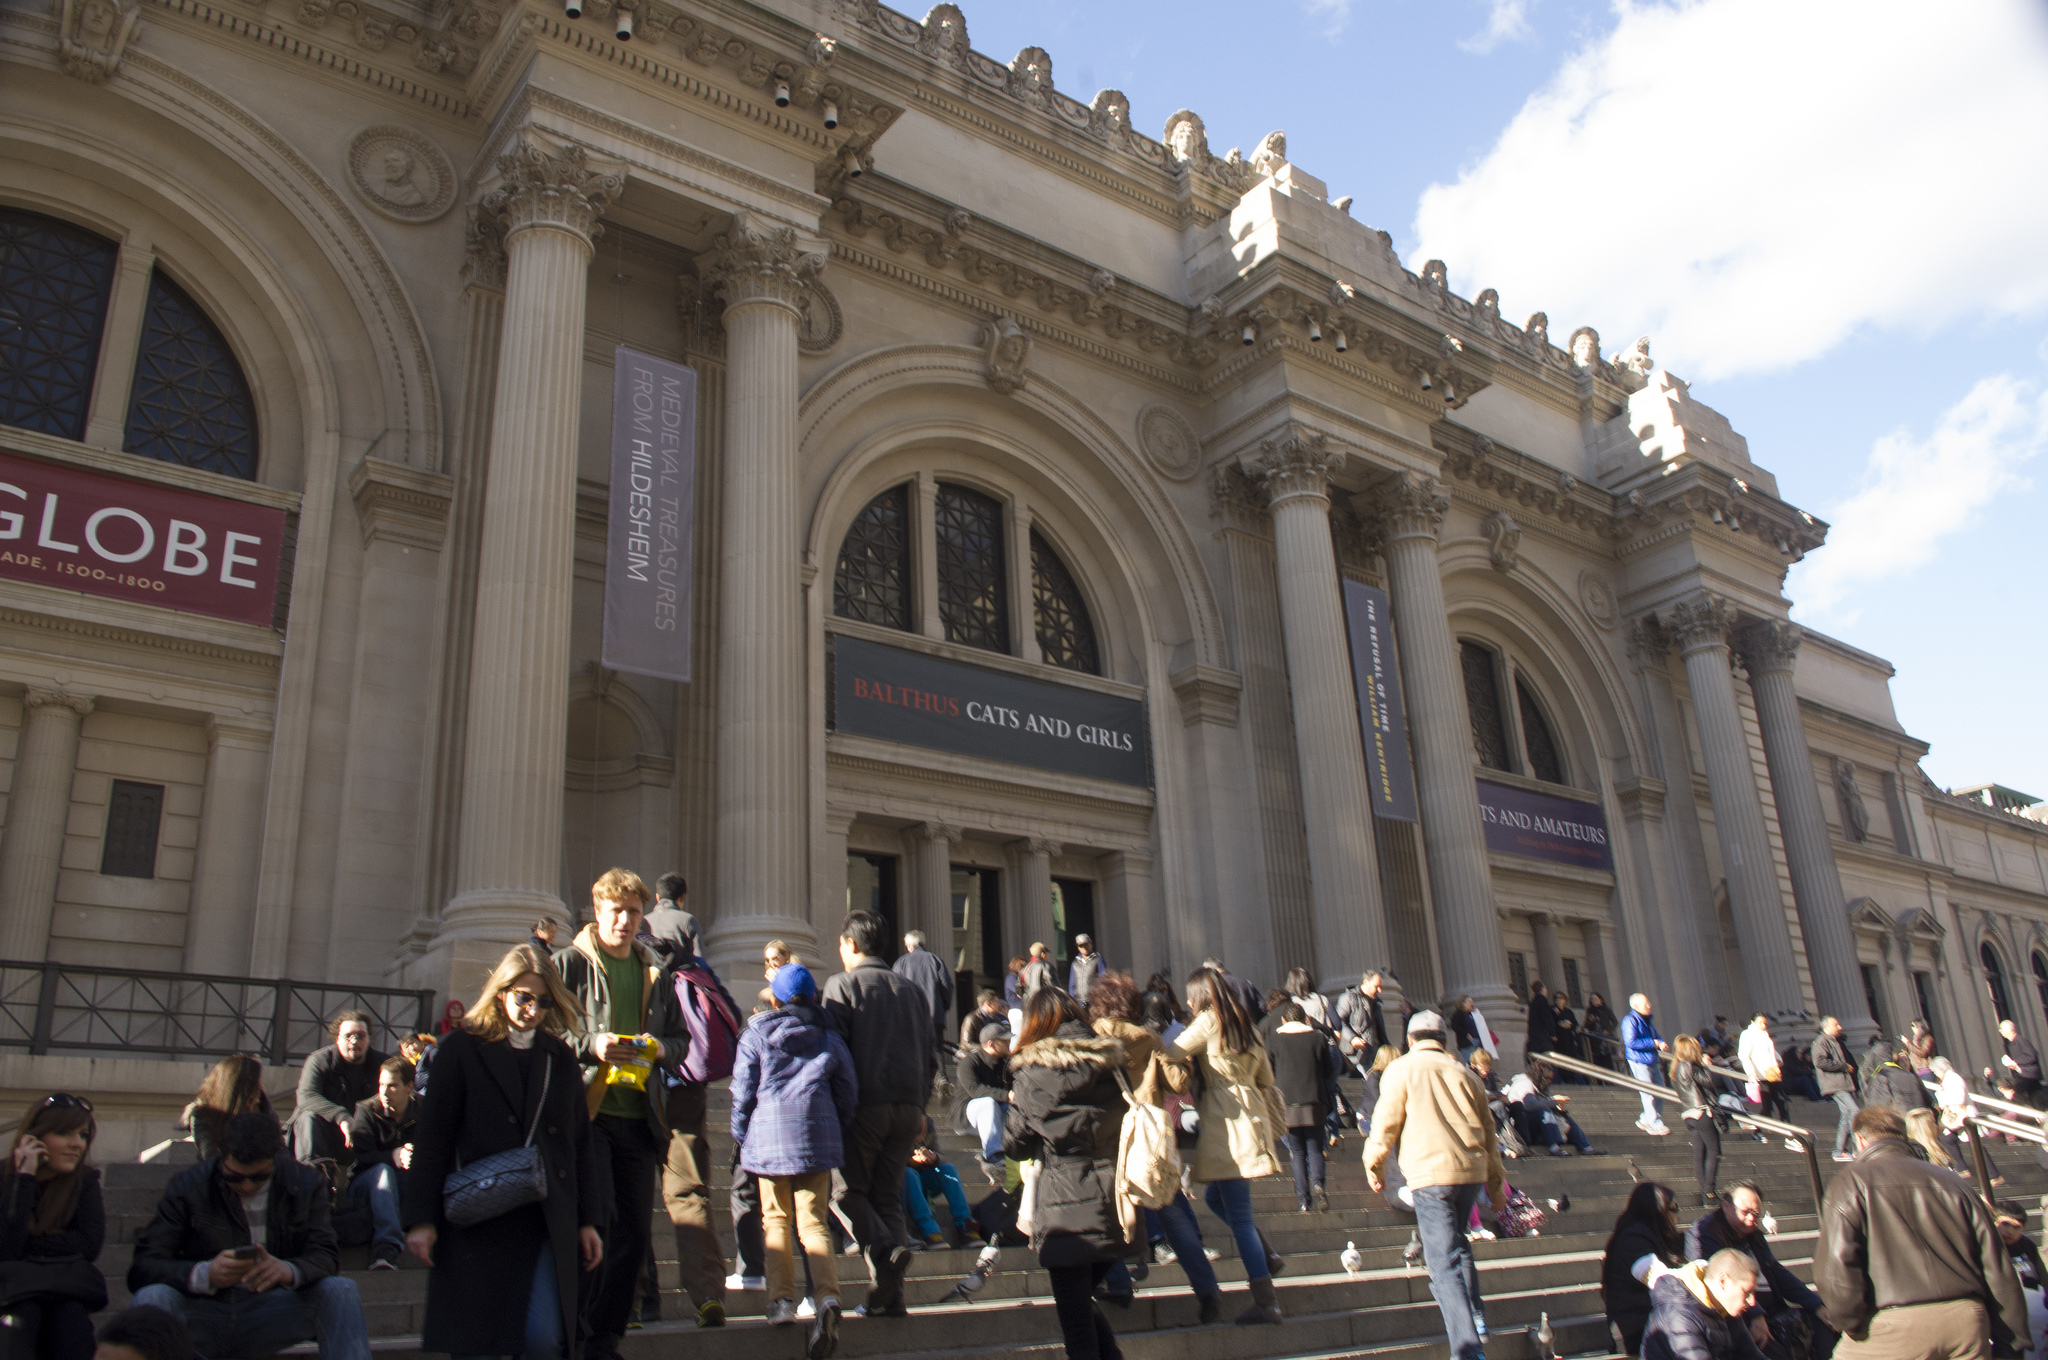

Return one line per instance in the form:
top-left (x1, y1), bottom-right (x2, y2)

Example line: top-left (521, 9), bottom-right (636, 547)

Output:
top-left (1525, 312), bottom-right (1548, 348)
top-left (1137, 405), bottom-right (1201, 482)
top-left (1088, 90), bottom-right (1134, 146)
top-left (980, 316), bottom-right (1030, 395)
top-left (1162, 108), bottom-right (1209, 167)
top-left (55, 0), bottom-right (141, 82)
top-left (916, 3), bottom-right (969, 66)
top-left (1008, 46), bottom-right (1053, 108)
top-left (1662, 592), bottom-right (1735, 654)
top-left (1481, 511), bottom-right (1520, 573)
top-left (1625, 619), bottom-right (1669, 670)
top-left (1617, 335), bottom-right (1653, 378)
top-left (1377, 471), bottom-right (1451, 542)
top-left (1568, 325), bottom-right (1601, 370)
top-left (1577, 571), bottom-right (1618, 631)
top-left (347, 126), bottom-right (457, 224)
top-left (1251, 428), bottom-right (1338, 508)
top-left (1740, 618), bottom-right (1802, 675)
top-left (1208, 461), bottom-right (1265, 525)
top-left (481, 135), bottom-right (625, 249)
top-left (1835, 758), bottom-right (1870, 843)
top-left (1248, 130), bottom-right (1287, 178)
top-left (697, 209), bottom-right (827, 313)
top-left (461, 203), bottom-right (507, 288)
top-left (796, 278), bottom-right (843, 353)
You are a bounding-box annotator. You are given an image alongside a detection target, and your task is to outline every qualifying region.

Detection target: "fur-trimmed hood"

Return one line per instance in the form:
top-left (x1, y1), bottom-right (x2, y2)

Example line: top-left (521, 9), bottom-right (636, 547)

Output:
top-left (1009, 1033), bottom-right (1124, 1074)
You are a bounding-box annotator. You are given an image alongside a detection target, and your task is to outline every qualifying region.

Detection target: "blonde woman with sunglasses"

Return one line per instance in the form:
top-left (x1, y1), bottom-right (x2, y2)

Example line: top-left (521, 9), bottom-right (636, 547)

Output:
top-left (401, 944), bottom-right (601, 1360)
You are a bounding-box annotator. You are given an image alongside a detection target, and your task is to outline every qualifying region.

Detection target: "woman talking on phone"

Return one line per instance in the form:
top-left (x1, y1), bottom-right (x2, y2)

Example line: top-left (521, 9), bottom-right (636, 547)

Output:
top-left (0, 1092), bottom-right (105, 1360)
top-left (402, 944), bottom-right (600, 1360)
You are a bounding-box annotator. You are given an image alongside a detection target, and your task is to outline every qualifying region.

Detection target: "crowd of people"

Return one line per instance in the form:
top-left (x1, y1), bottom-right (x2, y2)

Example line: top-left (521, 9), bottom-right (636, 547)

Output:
top-left (9, 890), bottom-right (2048, 1360)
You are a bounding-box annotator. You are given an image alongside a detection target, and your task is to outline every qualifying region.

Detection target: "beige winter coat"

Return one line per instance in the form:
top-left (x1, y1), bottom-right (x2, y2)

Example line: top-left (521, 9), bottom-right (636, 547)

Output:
top-left (1168, 1009), bottom-right (1283, 1182)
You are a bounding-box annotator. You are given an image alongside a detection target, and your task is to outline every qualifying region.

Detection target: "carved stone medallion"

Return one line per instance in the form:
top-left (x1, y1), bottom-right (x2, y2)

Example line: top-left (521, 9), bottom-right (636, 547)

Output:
top-left (347, 126), bottom-right (457, 223)
top-left (796, 279), bottom-right (843, 354)
top-left (1578, 570), bottom-right (1618, 631)
top-left (1137, 404), bottom-right (1200, 481)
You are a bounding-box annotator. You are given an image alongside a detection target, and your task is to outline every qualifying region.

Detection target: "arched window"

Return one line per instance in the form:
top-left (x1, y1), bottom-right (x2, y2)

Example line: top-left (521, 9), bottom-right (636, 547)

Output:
top-left (1983, 942), bottom-right (2014, 1024)
top-left (0, 209), bottom-right (118, 440)
top-left (1516, 678), bottom-right (1565, 785)
top-left (1460, 640), bottom-right (1512, 772)
top-left (123, 269), bottom-right (259, 480)
top-left (833, 482), bottom-right (911, 630)
top-left (1030, 530), bottom-right (1098, 675)
top-left (933, 482), bottom-right (1007, 653)
top-left (2033, 952), bottom-right (2048, 1020)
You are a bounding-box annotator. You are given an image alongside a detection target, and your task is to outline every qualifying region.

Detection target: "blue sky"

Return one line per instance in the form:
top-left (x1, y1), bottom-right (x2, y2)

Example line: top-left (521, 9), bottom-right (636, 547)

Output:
top-left (941, 0), bottom-right (2048, 796)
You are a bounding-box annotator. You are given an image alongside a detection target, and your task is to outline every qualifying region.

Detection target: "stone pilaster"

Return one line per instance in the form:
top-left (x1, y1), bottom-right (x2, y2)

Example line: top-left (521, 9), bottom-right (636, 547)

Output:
top-left (1742, 620), bottom-right (1877, 1044)
top-left (1374, 473), bottom-right (1519, 1060)
top-left (914, 822), bottom-right (960, 960)
top-left (439, 134), bottom-right (622, 999)
top-left (0, 689), bottom-right (93, 961)
top-left (698, 211), bottom-right (826, 977)
top-left (183, 715), bottom-right (273, 975)
top-left (1019, 837), bottom-right (1059, 955)
top-left (1666, 593), bottom-right (1803, 1019)
top-left (1249, 428), bottom-right (1389, 994)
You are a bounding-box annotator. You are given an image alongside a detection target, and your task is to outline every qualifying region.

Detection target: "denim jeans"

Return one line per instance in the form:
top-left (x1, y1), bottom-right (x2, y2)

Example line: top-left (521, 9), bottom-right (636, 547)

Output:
top-left (132, 1277), bottom-right (370, 1360)
top-left (348, 1161), bottom-right (404, 1253)
top-left (917, 1163), bottom-right (970, 1227)
top-left (1829, 1091), bottom-right (1860, 1155)
top-left (1411, 1182), bottom-right (1487, 1360)
top-left (451, 1237), bottom-right (563, 1360)
top-left (1284, 1127), bottom-right (1326, 1205)
top-left (1153, 1192), bottom-right (1219, 1297)
top-left (1201, 1177), bottom-right (1269, 1283)
top-left (965, 1096), bottom-right (1006, 1162)
top-left (1628, 1060), bottom-right (1664, 1124)
top-left (1536, 1110), bottom-right (1591, 1152)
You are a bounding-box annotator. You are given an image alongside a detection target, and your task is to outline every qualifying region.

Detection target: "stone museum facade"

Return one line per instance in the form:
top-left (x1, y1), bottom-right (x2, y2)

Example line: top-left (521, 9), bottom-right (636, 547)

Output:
top-left (5, 0), bottom-right (2048, 1085)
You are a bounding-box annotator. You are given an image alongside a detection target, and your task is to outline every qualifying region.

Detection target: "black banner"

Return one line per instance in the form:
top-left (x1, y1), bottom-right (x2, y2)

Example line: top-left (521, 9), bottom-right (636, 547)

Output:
top-left (1342, 580), bottom-right (1419, 822)
top-left (830, 633), bottom-right (1151, 788)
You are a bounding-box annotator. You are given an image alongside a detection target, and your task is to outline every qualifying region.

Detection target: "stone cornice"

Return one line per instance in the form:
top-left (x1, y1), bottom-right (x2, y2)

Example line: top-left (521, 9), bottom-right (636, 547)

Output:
top-left (0, 591), bottom-right (284, 667)
top-left (347, 456), bottom-right (453, 550)
top-left (0, 426), bottom-right (304, 512)
top-left (1168, 664), bottom-right (1242, 729)
top-left (826, 733), bottom-right (1156, 824)
top-left (1794, 696), bottom-right (1926, 756)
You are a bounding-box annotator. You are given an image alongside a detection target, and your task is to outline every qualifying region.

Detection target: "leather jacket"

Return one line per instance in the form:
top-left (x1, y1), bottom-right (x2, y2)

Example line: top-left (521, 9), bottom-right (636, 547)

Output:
top-left (1814, 1135), bottom-right (2027, 1346)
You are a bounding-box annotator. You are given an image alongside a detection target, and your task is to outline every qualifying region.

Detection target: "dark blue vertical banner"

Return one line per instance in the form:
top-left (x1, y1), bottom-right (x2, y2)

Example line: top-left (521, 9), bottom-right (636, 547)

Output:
top-left (603, 346), bottom-right (695, 682)
top-left (1342, 579), bottom-right (1419, 822)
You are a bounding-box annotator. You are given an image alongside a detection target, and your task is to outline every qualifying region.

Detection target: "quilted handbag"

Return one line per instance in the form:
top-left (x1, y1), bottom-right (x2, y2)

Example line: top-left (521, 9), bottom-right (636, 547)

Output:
top-left (442, 1046), bottom-right (551, 1228)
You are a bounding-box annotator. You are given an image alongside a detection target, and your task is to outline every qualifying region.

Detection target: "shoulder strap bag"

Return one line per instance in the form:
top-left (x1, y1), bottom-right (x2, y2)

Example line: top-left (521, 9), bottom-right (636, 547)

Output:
top-left (442, 1044), bottom-right (553, 1228)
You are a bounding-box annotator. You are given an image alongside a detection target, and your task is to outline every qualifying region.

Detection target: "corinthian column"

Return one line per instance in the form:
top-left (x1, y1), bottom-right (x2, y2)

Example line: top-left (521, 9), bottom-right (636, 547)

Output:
top-left (440, 135), bottom-right (622, 985)
top-left (1374, 473), bottom-right (1520, 1057)
top-left (0, 689), bottom-right (93, 961)
top-left (1665, 594), bottom-right (1802, 1018)
top-left (1250, 430), bottom-right (1389, 993)
top-left (1742, 620), bottom-right (1876, 1044)
top-left (698, 212), bottom-right (825, 976)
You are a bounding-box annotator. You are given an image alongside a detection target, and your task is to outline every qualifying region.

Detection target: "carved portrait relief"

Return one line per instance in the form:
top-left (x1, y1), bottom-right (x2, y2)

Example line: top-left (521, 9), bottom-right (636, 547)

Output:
top-left (346, 126), bottom-right (457, 223)
top-left (796, 279), bottom-right (843, 354)
top-left (1577, 571), bottom-right (1618, 631)
top-left (1137, 405), bottom-right (1201, 482)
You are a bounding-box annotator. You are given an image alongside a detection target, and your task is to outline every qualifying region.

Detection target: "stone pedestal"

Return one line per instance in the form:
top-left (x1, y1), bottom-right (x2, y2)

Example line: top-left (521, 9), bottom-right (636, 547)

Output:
top-left (698, 212), bottom-right (826, 978)
top-left (1250, 431), bottom-right (1389, 993)
top-left (1743, 621), bottom-right (1876, 1044)
top-left (1667, 594), bottom-right (1802, 1019)
top-left (0, 689), bottom-right (92, 961)
top-left (183, 715), bottom-right (273, 976)
top-left (436, 135), bottom-right (621, 1002)
top-left (1375, 473), bottom-right (1521, 1064)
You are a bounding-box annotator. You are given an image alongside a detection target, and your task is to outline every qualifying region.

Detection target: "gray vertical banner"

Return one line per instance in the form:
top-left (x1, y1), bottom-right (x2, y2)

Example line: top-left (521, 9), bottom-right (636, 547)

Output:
top-left (603, 346), bottom-right (696, 682)
top-left (1342, 578), bottom-right (1419, 822)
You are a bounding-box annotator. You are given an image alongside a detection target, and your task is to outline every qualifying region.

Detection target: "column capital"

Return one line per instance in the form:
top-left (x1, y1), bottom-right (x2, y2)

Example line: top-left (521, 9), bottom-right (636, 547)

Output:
top-left (1739, 618), bottom-right (1802, 676)
top-left (696, 209), bottom-right (827, 316)
top-left (479, 133), bottom-right (624, 252)
top-left (462, 204), bottom-right (508, 290)
top-left (23, 687), bottom-right (94, 718)
top-left (1625, 619), bottom-right (1671, 671)
top-left (917, 820), bottom-right (963, 846)
top-left (1248, 427), bottom-right (1339, 510)
top-left (1663, 592), bottom-right (1736, 655)
top-left (1374, 471), bottom-right (1451, 543)
top-left (1022, 835), bottom-right (1063, 858)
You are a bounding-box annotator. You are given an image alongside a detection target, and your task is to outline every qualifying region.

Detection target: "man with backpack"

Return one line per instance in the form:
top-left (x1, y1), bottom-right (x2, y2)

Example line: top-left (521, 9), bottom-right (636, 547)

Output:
top-left (656, 906), bottom-right (743, 1333)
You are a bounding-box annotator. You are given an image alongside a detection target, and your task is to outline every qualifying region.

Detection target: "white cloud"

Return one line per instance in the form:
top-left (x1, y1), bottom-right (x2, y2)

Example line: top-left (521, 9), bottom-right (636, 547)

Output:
top-left (1459, 0), bottom-right (1534, 54)
top-left (1413, 0), bottom-right (2048, 381)
top-left (1789, 373), bottom-right (2048, 624)
top-left (1300, 0), bottom-right (1352, 36)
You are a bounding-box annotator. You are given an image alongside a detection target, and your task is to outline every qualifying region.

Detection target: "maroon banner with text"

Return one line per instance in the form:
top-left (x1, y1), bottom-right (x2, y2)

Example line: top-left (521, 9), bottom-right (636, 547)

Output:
top-left (0, 449), bottom-right (285, 627)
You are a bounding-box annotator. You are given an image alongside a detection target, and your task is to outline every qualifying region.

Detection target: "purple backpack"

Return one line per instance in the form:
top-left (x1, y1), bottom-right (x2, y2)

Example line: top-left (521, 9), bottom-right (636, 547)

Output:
top-left (672, 962), bottom-right (741, 1084)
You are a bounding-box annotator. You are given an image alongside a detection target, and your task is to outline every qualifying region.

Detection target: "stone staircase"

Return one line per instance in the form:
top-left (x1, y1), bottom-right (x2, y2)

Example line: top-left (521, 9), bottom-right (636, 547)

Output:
top-left (91, 1081), bottom-right (2048, 1358)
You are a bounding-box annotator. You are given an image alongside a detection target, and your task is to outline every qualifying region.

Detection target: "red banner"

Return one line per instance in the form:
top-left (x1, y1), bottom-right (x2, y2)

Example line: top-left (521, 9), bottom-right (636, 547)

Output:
top-left (0, 449), bottom-right (285, 627)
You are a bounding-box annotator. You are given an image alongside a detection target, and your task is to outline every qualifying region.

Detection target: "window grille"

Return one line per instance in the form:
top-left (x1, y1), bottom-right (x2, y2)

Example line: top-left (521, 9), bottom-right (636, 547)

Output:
top-left (1561, 958), bottom-right (1582, 1006)
top-left (934, 483), bottom-right (1007, 652)
top-left (124, 269), bottom-right (258, 479)
top-left (100, 780), bottom-right (165, 880)
top-left (1517, 679), bottom-right (1566, 785)
top-left (1863, 964), bottom-right (1890, 1036)
top-left (1507, 952), bottom-right (1529, 1003)
top-left (1461, 641), bottom-right (1512, 771)
top-left (833, 483), bottom-right (912, 630)
top-left (1983, 942), bottom-right (2015, 1024)
top-left (0, 209), bottom-right (118, 440)
top-left (1030, 530), bottom-right (1099, 675)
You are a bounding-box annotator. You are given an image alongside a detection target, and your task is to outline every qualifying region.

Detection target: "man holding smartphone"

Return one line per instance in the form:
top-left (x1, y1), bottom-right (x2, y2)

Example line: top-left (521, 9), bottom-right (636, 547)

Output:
top-left (128, 1112), bottom-right (370, 1360)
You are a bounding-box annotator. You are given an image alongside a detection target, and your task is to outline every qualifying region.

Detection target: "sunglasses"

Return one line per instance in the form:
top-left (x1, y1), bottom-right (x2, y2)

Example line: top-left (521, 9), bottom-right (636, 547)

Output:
top-left (220, 1167), bottom-right (273, 1187)
top-left (40, 1093), bottom-right (92, 1113)
top-left (508, 990), bottom-right (556, 1011)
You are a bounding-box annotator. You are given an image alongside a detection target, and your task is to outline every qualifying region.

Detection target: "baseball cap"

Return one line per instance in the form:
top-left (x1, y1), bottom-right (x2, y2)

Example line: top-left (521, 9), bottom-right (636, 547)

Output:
top-left (1408, 1009), bottom-right (1443, 1036)
top-left (1075, 934), bottom-right (1092, 945)
top-left (772, 963), bottom-right (816, 1004)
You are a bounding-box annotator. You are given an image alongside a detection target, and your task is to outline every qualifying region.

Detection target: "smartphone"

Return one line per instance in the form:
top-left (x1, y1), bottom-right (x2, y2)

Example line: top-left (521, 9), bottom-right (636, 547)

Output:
top-left (231, 1244), bottom-right (261, 1261)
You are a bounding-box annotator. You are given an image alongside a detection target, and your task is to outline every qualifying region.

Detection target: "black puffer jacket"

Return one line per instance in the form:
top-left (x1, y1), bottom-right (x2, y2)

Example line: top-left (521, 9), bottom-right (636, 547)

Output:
top-left (1642, 1268), bottom-right (1767, 1360)
top-left (1814, 1134), bottom-right (2027, 1345)
top-left (1602, 1216), bottom-right (1682, 1351)
top-left (1003, 1023), bottom-right (1129, 1268)
top-left (128, 1157), bottom-right (338, 1293)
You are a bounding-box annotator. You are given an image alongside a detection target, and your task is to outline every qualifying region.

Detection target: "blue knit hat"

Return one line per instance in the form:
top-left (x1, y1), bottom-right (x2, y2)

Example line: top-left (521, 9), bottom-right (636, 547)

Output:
top-left (772, 963), bottom-right (816, 1004)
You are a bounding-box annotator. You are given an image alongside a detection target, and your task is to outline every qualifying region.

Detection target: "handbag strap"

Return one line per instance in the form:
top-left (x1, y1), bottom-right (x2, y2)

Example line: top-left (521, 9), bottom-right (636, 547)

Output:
top-left (522, 1044), bottom-right (552, 1149)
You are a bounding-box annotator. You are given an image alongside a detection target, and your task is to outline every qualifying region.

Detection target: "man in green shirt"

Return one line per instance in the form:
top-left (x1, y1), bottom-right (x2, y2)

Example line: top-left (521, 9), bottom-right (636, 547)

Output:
top-left (554, 868), bottom-right (693, 1353)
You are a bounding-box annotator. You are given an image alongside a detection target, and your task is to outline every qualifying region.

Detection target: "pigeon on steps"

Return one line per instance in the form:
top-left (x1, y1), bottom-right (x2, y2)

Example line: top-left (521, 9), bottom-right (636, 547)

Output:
top-left (1534, 1310), bottom-right (1555, 1360)
top-left (940, 1245), bottom-right (1004, 1303)
top-left (1627, 1156), bottom-right (1642, 1184)
top-left (1546, 1194), bottom-right (1571, 1214)
top-left (1341, 1241), bottom-right (1364, 1276)
top-left (1761, 1211), bottom-right (1778, 1237)
top-left (1400, 1231), bottom-right (1423, 1270)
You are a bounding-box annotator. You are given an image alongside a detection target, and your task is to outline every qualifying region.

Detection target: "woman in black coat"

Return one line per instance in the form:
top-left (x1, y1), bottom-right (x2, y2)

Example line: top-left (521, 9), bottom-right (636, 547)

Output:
top-left (1005, 987), bottom-right (1131, 1360)
top-left (403, 944), bottom-right (600, 1359)
top-left (1601, 1181), bottom-right (1683, 1355)
top-left (0, 1093), bottom-right (104, 1360)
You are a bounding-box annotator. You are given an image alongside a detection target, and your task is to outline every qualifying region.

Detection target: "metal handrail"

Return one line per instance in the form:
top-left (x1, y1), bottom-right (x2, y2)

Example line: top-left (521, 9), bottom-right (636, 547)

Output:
top-left (1919, 1078), bottom-right (2045, 1124)
top-left (1536, 1050), bottom-right (1827, 1212)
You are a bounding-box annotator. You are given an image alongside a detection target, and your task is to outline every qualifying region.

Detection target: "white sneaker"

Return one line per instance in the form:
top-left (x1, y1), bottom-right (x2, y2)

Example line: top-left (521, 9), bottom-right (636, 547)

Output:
top-left (1646, 1123), bottom-right (1671, 1136)
top-left (766, 1298), bottom-right (799, 1326)
top-left (797, 1297), bottom-right (817, 1319)
top-left (726, 1273), bottom-right (766, 1290)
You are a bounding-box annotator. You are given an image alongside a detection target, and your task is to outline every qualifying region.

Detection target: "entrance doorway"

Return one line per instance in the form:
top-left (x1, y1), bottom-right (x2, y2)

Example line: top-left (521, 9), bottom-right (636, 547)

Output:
top-left (1052, 878), bottom-right (1096, 972)
top-left (847, 852), bottom-right (899, 960)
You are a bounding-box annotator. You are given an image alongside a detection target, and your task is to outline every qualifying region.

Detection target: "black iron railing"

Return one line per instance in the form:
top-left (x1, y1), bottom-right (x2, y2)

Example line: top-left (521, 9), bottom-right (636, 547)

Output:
top-left (0, 961), bottom-right (433, 1065)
